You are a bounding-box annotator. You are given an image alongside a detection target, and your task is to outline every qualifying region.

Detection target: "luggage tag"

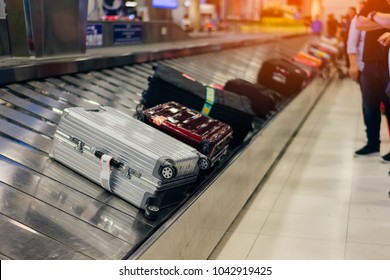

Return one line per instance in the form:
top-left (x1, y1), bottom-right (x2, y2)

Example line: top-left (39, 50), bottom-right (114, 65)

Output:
top-left (100, 154), bottom-right (113, 192)
top-left (201, 87), bottom-right (215, 116)
top-left (272, 66), bottom-right (288, 84)
top-left (95, 150), bottom-right (142, 188)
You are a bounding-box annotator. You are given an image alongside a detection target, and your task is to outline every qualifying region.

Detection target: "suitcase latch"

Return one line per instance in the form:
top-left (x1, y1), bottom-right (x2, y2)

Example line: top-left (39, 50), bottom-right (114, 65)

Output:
top-left (127, 168), bottom-right (142, 179)
top-left (71, 137), bottom-right (85, 153)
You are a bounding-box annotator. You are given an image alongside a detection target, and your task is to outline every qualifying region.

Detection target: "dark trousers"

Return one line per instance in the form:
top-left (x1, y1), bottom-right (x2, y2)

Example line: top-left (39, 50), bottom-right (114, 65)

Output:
top-left (360, 62), bottom-right (390, 148)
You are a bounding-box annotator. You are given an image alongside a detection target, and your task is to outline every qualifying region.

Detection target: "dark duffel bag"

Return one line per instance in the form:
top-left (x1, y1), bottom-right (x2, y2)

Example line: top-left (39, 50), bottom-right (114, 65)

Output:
top-left (224, 78), bottom-right (284, 118)
top-left (140, 64), bottom-right (256, 148)
top-left (257, 58), bottom-right (307, 97)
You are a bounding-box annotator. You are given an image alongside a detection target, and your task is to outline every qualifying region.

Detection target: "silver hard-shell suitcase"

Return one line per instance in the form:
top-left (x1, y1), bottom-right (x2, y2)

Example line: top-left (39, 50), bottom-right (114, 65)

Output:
top-left (50, 106), bottom-right (203, 217)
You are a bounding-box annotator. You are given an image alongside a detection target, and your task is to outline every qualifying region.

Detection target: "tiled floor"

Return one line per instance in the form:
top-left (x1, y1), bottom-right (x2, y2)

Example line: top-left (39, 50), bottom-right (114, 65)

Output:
top-left (209, 76), bottom-right (390, 260)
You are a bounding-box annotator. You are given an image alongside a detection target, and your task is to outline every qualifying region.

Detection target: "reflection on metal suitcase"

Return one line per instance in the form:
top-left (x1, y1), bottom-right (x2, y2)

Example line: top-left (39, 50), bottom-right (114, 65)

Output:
top-left (138, 101), bottom-right (233, 171)
top-left (50, 106), bottom-right (203, 218)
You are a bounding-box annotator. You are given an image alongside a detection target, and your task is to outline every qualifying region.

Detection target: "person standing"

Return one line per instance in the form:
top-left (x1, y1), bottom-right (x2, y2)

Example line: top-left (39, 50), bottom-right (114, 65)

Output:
top-left (326, 13), bottom-right (339, 38)
top-left (365, 2), bottom-right (390, 106)
top-left (347, 2), bottom-right (366, 82)
top-left (181, 14), bottom-right (193, 33)
top-left (347, 1), bottom-right (367, 137)
top-left (366, 2), bottom-right (390, 49)
top-left (342, 7), bottom-right (358, 67)
top-left (354, 0), bottom-right (390, 162)
top-left (311, 15), bottom-right (323, 36)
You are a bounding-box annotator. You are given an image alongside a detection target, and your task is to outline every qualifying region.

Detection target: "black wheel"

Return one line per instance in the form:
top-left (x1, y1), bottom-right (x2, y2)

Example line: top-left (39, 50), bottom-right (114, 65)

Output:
top-left (136, 103), bottom-right (144, 114)
top-left (160, 165), bottom-right (176, 180)
top-left (137, 113), bottom-right (146, 122)
top-left (200, 141), bottom-right (211, 154)
top-left (198, 158), bottom-right (211, 170)
top-left (144, 204), bottom-right (159, 220)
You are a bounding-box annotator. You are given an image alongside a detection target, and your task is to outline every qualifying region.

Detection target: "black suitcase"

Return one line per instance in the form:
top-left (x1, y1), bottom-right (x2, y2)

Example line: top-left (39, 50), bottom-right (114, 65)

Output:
top-left (289, 59), bottom-right (317, 81)
top-left (257, 58), bottom-right (307, 97)
top-left (140, 64), bottom-right (256, 148)
top-left (224, 78), bottom-right (284, 118)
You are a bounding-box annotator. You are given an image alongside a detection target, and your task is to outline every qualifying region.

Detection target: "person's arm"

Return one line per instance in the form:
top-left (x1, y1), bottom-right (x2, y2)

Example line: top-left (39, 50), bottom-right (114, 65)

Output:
top-left (347, 17), bottom-right (359, 54)
top-left (348, 54), bottom-right (359, 81)
top-left (378, 32), bottom-right (390, 47)
top-left (356, 14), bottom-right (383, 31)
top-left (371, 12), bottom-right (390, 29)
top-left (347, 16), bottom-right (360, 81)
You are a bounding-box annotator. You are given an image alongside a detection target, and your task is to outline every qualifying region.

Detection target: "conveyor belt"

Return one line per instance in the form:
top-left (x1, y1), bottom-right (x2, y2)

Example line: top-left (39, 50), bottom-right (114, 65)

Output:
top-left (0, 35), bottom-right (321, 259)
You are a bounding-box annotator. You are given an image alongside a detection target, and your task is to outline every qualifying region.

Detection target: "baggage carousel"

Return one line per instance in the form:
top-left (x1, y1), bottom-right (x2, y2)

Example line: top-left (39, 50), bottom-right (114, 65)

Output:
top-left (0, 32), bottom-right (333, 259)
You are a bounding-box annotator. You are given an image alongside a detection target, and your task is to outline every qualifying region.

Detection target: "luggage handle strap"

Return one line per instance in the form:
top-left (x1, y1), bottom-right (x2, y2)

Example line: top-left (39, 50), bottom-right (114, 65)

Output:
top-left (100, 154), bottom-right (113, 192)
top-left (95, 150), bottom-right (123, 169)
top-left (95, 150), bottom-right (124, 192)
top-left (201, 87), bottom-right (215, 116)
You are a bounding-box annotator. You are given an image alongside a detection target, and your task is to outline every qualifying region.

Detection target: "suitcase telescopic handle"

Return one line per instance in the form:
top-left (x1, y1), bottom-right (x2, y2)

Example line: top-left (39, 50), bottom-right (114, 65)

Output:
top-left (94, 150), bottom-right (123, 169)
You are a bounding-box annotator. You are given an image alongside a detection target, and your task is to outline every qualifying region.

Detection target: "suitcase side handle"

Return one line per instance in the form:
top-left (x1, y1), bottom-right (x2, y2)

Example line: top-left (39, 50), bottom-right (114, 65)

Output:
top-left (94, 150), bottom-right (123, 169)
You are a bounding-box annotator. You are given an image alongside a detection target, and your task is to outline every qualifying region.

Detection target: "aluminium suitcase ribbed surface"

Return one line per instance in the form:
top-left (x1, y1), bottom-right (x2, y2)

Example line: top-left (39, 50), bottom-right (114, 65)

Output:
top-left (50, 106), bottom-right (201, 209)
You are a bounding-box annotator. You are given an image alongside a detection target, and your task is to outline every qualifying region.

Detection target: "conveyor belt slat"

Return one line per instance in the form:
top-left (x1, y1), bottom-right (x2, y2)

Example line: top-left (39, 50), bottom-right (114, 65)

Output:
top-left (0, 213), bottom-right (92, 260)
top-left (46, 78), bottom-right (109, 106)
top-left (0, 105), bottom-right (57, 137)
top-left (0, 182), bottom-right (132, 259)
top-left (0, 89), bottom-right (61, 123)
top-left (6, 84), bottom-right (69, 111)
top-left (27, 81), bottom-right (101, 108)
top-left (0, 119), bottom-right (52, 153)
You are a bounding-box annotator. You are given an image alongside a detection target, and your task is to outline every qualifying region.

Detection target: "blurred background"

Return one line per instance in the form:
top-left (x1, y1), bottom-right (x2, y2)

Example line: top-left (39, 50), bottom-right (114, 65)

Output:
top-left (85, 0), bottom-right (361, 33)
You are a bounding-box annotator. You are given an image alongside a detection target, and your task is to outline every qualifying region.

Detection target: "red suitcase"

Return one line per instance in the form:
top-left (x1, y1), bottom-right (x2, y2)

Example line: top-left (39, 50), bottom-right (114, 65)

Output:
top-left (137, 101), bottom-right (233, 170)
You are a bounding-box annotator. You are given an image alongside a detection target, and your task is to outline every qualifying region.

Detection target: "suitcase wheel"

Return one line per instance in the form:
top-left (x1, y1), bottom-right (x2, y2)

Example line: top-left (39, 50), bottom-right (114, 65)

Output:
top-left (160, 165), bottom-right (177, 180)
top-left (137, 113), bottom-right (147, 122)
top-left (144, 204), bottom-right (159, 220)
top-left (198, 157), bottom-right (211, 170)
